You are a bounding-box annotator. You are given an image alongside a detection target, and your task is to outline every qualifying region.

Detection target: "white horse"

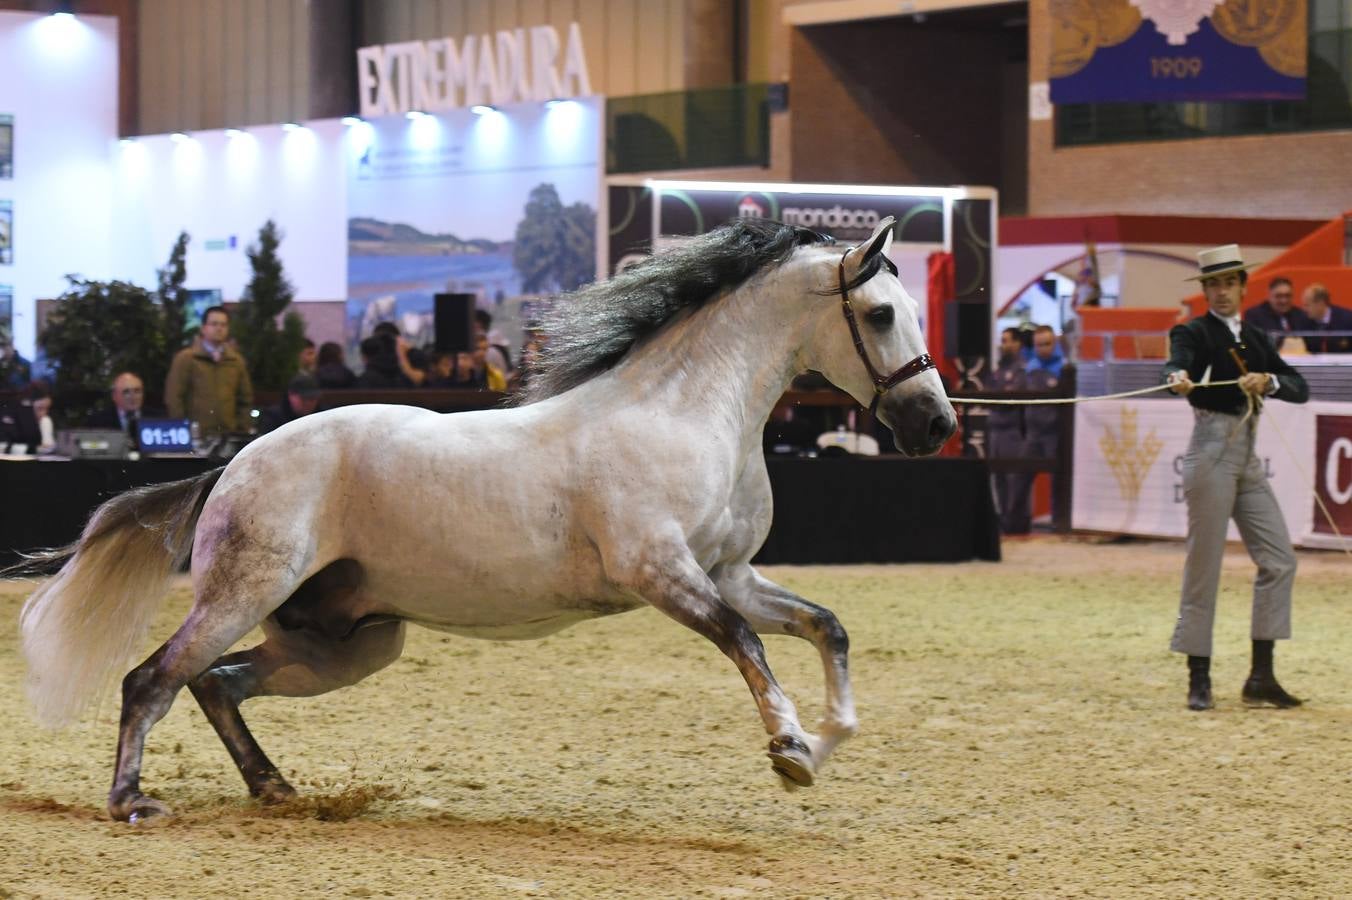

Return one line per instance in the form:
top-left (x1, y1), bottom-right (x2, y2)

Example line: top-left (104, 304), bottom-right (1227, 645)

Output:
top-left (18, 217), bottom-right (955, 822)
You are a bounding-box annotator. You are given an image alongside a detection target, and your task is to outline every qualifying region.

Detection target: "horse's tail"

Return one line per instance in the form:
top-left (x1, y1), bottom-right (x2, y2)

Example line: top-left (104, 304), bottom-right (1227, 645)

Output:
top-left (12, 467), bottom-right (225, 729)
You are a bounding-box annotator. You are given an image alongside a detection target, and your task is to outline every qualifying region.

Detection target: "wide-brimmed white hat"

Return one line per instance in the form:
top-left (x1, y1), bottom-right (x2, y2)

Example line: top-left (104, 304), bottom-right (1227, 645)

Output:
top-left (1185, 243), bottom-right (1261, 281)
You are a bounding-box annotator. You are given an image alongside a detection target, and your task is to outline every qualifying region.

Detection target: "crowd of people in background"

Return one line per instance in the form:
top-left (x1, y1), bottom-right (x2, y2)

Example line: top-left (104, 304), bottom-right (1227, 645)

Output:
top-left (0, 302), bottom-right (547, 453)
top-left (2, 279), bottom-right (1348, 461)
top-left (1239, 278), bottom-right (1352, 353)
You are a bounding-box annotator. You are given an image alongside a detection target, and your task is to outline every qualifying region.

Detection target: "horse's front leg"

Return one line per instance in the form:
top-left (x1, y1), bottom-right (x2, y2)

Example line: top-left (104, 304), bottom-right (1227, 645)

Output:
top-left (717, 567), bottom-right (858, 770)
top-left (604, 541), bottom-right (817, 787)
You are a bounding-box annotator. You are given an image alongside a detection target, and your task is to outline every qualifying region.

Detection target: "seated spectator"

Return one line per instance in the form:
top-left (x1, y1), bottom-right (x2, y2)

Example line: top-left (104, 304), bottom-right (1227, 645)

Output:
top-left (0, 380), bottom-right (53, 453)
top-left (0, 395), bottom-right (40, 452)
top-left (372, 322), bottom-right (427, 386)
top-left (424, 351), bottom-right (459, 387)
top-left (88, 372), bottom-right (148, 446)
top-left (315, 341), bottom-right (357, 389)
top-left (1243, 276), bottom-right (1312, 347)
top-left (27, 381), bottom-right (56, 452)
top-left (1303, 283), bottom-right (1352, 353)
top-left (475, 309), bottom-right (513, 375)
top-left (356, 336), bottom-right (408, 388)
top-left (259, 373), bottom-right (321, 433)
top-left (448, 350), bottom-right (486, 389)
top-left (507, 333), bottom-right (546, 393)
top-left (472, 333), bottom-right (508, 391)
top-left (298, 338), bottom-right (317, 375)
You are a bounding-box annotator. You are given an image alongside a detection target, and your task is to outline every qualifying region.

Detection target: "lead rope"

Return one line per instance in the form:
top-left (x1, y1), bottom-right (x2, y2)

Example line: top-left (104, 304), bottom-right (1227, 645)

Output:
top-left (947, 380), bottom-right (1350, 557)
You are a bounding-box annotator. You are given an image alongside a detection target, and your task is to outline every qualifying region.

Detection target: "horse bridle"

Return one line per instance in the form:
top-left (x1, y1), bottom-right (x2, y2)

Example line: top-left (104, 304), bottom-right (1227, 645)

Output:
top-left (836, 254), bottom-right (936, 415)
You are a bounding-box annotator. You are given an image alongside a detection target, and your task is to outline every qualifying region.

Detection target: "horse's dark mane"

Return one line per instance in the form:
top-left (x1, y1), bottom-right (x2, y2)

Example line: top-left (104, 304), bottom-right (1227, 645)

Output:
top-left (517, 219), bottom-right (843, 405)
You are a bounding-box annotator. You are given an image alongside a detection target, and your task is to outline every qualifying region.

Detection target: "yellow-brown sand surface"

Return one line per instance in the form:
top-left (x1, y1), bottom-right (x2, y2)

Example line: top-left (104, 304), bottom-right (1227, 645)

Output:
top-left (1, 538), bottom-right (1349, 898)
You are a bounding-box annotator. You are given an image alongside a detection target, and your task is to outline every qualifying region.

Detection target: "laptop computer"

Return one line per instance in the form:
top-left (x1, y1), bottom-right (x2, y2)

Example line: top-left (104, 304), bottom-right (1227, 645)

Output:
top-left (57, 429), bottom-right (129, 459)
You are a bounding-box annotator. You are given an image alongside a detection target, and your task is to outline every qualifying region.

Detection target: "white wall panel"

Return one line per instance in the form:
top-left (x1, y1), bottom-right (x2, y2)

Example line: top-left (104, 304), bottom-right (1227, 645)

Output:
top-left (109, 121), bottom-right (348, 308)
top-left (0, 11), bottom-right (119, 358)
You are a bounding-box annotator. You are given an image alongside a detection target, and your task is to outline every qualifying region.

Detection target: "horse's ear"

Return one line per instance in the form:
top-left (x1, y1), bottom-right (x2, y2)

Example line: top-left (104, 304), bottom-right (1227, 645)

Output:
top-left (846, 216), bottom-right (896, 270)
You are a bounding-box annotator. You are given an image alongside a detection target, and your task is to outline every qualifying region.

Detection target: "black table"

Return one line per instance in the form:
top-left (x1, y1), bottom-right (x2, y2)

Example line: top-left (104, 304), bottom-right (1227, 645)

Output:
top-left (1, 457), bottom-right (217, 566)
top-left (1, 455), bottom-right (998, 567)
top-left (756, 456), bottom-right (1000, 564)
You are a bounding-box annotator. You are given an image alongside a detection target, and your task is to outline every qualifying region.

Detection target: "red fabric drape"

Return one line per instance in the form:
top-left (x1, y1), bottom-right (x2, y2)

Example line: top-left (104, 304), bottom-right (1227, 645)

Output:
top-left (926, 251), bottom-right (957, 386)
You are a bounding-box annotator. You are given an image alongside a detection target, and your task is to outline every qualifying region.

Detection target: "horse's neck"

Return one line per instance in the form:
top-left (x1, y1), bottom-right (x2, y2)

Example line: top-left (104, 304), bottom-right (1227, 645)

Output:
top-left (612, 271), bottom-right (812, 443)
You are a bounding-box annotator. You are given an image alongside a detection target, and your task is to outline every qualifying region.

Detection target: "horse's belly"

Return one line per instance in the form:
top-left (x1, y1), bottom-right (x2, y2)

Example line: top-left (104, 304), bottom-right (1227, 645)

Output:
top-left (358, 551), bottom-right (642, 639)
top-left (403, 607), bottom-right (627, 640)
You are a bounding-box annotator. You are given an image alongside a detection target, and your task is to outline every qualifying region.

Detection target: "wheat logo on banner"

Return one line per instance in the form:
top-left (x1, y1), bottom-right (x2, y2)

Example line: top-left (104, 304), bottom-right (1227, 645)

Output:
top-left (1100, 407), bottom-right (1164, 501)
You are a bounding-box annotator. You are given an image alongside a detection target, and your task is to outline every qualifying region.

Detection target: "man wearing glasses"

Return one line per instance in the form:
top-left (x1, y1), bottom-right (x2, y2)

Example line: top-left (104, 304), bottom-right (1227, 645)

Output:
top-left (89, 372), bottom-right (146, 447)
top-left (1241, 276), bottom-right (1312, 349)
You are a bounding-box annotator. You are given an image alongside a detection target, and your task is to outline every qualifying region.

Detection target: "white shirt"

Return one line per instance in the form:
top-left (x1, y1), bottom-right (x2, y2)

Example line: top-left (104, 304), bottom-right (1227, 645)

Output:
top-left (1208, 309), bottom-right (1242, 340)
top-left (1207, 309), bottom-right (1277, 394)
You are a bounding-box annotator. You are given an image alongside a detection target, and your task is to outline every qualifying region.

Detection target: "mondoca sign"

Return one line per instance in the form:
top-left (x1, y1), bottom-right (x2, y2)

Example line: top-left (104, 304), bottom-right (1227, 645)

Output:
top-left (357, 23), bottom-right (592, 117)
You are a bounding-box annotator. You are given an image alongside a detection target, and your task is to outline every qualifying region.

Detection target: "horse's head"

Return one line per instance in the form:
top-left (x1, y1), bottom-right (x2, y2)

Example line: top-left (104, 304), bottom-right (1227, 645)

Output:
top-left (802, 218), bottom-right (957, 457)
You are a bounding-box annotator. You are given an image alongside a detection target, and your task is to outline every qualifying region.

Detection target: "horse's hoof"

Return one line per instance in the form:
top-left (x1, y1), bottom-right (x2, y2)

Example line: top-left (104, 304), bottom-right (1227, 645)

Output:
top-left (253, 779), bottom-right (298, 805)
top-left (125, 796), bottom-right (171, 823)
top-left (767, 734), bottom-right (815, 788)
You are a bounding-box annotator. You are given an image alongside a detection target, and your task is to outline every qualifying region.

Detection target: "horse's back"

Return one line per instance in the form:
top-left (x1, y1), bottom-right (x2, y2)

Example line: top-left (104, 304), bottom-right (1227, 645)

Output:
top-left (193, 402), bottom-right (623, 626)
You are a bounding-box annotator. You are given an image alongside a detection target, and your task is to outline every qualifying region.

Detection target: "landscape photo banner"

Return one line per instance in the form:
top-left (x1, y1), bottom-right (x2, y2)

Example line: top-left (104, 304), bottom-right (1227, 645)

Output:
top-left (346, 98), bottom-right (601, 358)
top-left (1050, 0), bottom-right (1306, 103)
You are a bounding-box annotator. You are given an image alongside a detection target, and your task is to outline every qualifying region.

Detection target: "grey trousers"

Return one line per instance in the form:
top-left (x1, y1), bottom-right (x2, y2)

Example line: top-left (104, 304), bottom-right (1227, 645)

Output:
top-left (1171, 409), bottom-right (1296, 657)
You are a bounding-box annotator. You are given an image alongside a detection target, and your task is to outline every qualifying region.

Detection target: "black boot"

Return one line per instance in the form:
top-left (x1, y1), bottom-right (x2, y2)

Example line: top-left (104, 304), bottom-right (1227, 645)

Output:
top-left (1242, 640), bottom-right (1302, 708)
top-left (1187, 655), bottom-right (1213, 711)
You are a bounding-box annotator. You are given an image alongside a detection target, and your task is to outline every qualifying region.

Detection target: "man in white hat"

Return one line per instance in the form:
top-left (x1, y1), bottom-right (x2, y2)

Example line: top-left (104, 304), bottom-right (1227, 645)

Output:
top-left (1162, 244), bottom-right (1308, 711)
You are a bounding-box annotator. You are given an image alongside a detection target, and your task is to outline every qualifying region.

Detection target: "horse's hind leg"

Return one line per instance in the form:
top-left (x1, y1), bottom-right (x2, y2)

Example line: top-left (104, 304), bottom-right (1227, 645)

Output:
top-left (605, 541), bottom-right (816, 787)
top-left (190, 617), bottom-right (406, 801)
top-left (110, 600), bottom-right (272, 822)
top-left (717, 567), bottom-right (858, 769)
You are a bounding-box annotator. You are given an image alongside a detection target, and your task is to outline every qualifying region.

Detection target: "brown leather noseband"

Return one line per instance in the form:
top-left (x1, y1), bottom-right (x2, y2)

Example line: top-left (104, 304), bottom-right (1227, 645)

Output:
top-left (837, 256), bottom-right (936, 415)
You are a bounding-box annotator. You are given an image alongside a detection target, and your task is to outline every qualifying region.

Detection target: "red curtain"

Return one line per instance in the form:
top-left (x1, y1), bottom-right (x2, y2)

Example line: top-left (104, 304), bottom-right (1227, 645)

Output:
top-left (926, 251), bottom-right (957, 386)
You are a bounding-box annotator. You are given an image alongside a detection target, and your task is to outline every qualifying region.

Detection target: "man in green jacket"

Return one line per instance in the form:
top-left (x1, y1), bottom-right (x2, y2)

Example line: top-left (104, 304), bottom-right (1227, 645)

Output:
top-left (165, 305), bottom-right (253, 436)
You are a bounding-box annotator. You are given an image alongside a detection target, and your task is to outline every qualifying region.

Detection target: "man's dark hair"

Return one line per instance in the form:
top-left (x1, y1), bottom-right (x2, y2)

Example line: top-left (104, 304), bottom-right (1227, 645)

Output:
top-left (1001, 327), bottom-right (1020, 342)
top-left (1269, 276), bottom-right (1291, 291)
top-left (1305, 283), bottom-right (1329, 305)
top-left (1033, 324), bottom-right (1057, 338)
top-left (301, 338), bottom-right (315, 350)
top-left (203, 305), bottom-right (229, 322)
top-left (372, 322), bottom-right (399, 339)
top-left (474, 309), bottom-right (492, 329)
top-left (317, 342), bottom-right (344, 366)
top-left (359, 336), bottom-right (383, 360)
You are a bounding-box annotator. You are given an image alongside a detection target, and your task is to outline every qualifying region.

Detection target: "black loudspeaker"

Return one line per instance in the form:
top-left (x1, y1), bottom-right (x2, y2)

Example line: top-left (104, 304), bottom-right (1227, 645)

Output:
top-left (944, 301), bottom-right (990, 359)
top-left (434, 293), bottom-right (475, 354)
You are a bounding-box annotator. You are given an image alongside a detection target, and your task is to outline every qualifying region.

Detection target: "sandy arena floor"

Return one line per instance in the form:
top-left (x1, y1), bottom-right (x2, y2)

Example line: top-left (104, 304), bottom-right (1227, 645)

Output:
top-left (1, 538), bottom-right (1350, 898)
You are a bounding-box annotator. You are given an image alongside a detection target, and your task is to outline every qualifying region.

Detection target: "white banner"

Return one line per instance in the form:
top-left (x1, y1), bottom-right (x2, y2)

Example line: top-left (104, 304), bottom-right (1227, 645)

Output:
top-left (1072, 398), bottom-right (1349, 549)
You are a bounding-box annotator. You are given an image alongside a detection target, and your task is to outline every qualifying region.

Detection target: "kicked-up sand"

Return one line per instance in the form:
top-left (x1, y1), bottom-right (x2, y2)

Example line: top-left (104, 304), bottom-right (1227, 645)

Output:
top-left (1, 537), bottom-right (1349, 898)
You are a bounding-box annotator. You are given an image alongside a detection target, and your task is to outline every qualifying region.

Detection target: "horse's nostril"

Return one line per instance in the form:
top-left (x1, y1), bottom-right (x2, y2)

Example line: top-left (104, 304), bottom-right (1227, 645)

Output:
top-left (927, 414), bottom-right (951, 444)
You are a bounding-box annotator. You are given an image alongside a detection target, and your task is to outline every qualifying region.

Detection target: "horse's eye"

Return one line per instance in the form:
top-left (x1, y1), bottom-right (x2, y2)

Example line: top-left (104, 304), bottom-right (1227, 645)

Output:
top-left (867, 306), bottom-right (895, 328)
